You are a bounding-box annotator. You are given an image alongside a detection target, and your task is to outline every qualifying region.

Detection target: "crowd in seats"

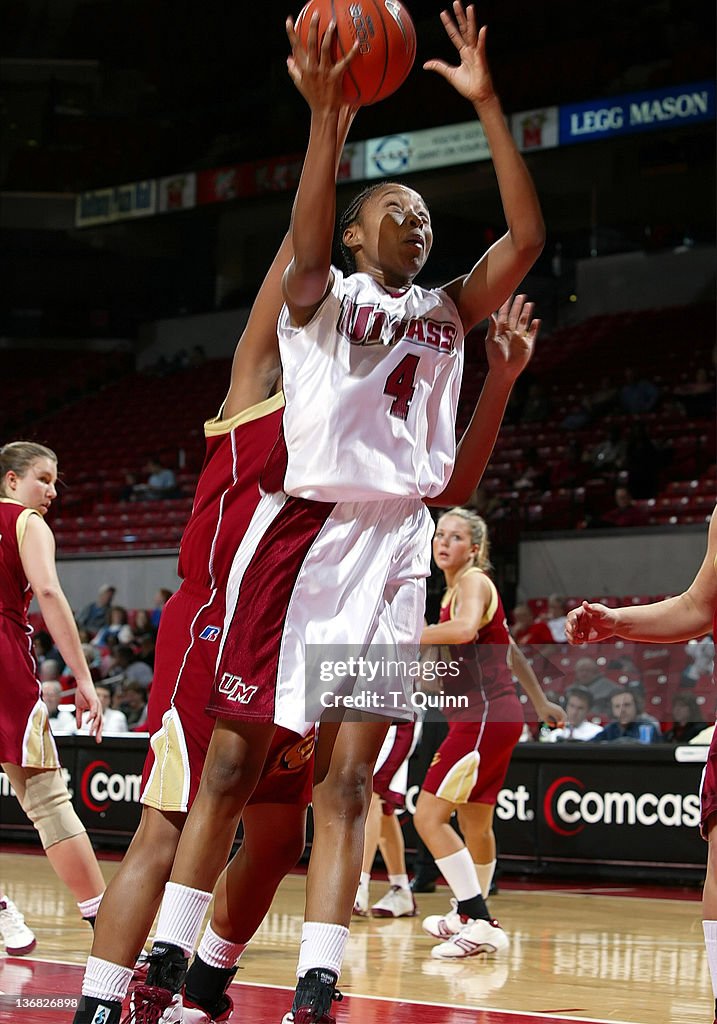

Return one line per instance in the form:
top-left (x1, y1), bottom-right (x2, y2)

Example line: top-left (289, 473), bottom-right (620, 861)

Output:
top-left (511, 593), bottom-right (715, 741)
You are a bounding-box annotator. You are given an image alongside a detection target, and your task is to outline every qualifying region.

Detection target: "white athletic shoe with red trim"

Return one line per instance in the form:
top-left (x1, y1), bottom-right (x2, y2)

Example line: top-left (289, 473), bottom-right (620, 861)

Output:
top-left (0, 898), bottom-right (36, 956)
top-left (430, 918), bottom-right (509, 959)
top-left (352, 885), bottom-right (370, 918)
top-left (371, 885), bottom-right (417, 918)
top-left (421, 898), bottom-right (466, 939)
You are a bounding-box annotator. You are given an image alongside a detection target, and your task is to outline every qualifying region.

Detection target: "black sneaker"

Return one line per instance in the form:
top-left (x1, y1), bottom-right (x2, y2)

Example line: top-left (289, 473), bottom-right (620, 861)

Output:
top-left (281, 968), bottom-right (343, 1023)
top-left (142, 943), bottom-right (189, 992)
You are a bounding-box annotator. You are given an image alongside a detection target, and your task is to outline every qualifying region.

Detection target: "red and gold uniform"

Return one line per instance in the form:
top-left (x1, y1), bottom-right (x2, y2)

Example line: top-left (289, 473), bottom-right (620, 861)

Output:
top-left (0, 499), bottom-right (59, 769)
top-left (699, 597), bottom-right (717, 839)
top-left (421, 567), bottom-right (523, 806)
top-left (141, 394), bottom-right (314, 812)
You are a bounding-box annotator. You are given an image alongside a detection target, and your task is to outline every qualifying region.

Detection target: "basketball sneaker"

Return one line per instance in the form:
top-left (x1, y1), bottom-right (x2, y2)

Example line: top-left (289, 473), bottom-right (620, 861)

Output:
top-left (126, 984), bottom-right (178, 1023)
top-left (371, 885), bottom-right (417, 919)
top-left (280, 968), bottom-right (343, 1023)
top-left (0, 897), bottom-right (36, 956)
top-left (421, 898), bottom-right (466, 939)
top-left (430, 918), bottom-right (509, 960)
top-left (352, 885), bottom-right (370, 918)
top-left (157, 992), bottom-right (233, 1023)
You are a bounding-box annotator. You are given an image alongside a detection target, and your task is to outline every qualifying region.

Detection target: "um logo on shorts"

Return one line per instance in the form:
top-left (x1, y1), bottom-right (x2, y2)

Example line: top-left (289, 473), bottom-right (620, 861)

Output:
top-left (199, 625), bottom-right (222, 642)
top-left (218, 672), bottom-right (258, 704)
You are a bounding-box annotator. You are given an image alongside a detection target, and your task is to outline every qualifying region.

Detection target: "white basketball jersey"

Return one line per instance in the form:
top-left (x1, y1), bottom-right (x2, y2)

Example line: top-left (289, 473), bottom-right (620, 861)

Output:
top-left (277, 269), bottom-right (465, 501)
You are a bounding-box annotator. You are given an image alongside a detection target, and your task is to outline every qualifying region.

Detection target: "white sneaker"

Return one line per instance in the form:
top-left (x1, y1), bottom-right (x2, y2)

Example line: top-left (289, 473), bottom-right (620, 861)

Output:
top-left (353, 885), bottom-right (370, 918)
top-left (159, 993), bottom-right (233, 1022)
top-left (430, 917), bottom-right (509, 960)
top-left (371, 885), bottom-right (417, 918)
top-left (0, 897), bottom-right (36, 956)
top-left (422, 897), bottom-right (466, 939)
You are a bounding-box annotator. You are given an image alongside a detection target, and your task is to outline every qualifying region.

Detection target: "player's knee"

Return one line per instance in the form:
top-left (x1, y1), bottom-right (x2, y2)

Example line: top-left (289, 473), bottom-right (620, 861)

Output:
top-left (21, 770), bottom-right (84, 849)
top-left (316, 765), bottom-right (371, 822)
top-left (203, 747), bottom-right (257, 803)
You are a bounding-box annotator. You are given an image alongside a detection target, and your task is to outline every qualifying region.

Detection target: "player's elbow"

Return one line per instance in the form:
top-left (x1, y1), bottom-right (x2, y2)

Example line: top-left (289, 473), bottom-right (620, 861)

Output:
top-left (36, 583), bottom-right (62, 603)
top-left (452, 623), bottom-right (479, 644)
top-left (513, 226), bottom-right (545, 259)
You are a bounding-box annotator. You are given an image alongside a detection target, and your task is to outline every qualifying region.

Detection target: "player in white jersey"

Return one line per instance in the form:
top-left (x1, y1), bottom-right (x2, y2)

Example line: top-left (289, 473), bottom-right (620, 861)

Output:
top-left (144, 8), bottom-right (544, 1023)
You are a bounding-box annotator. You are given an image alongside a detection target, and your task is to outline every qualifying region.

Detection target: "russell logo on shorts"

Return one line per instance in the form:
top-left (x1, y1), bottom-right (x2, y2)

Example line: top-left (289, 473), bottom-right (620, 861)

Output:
top-left (199, 625), bottom-right (222, 642)
top-left (217, 672), bottom-right (258, 704)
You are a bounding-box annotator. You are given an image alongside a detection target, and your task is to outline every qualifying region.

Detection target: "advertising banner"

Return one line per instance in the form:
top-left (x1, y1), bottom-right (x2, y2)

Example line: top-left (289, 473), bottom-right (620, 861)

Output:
top-left (365, 120), bottom-right (491, 179)
top-left (559, 80), bottom-right (715, 146)
top-left (75, 180), bottom-right (157, 228)
top-left (158, 172), bottom-right (197, 213)
top-left (196, 164), bottom-right (254, 205)
top-left (511, 106), bottom-right (560, 152)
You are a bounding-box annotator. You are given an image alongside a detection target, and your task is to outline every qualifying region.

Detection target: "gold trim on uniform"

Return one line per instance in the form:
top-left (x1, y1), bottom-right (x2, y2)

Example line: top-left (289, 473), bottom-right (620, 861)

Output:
top-left (204, 391), bottom-right (285, 438)
top-left (23, 700), bottom-right (60, 769)
top-left (141, 708), bottom-right (191, 812)
top-left (435, 750), bottom-right (480, 805)
top-left (16, 507), bottom-right (40, 550)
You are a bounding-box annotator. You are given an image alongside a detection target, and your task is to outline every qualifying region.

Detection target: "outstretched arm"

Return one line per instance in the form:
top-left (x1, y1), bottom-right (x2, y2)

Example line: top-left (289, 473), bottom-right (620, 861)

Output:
top-left (20, 516), bottom-right (104, 739)
top-left (282, 16), bottom-right (358, 326)
top-left (223, 105), bottom-right (356, 419)
top-left (427, 4), bottom-right (545, 331)
top-left (428, 294), bottom-right (538, 507)
top-left (566, 509), bottom-right (717, 644)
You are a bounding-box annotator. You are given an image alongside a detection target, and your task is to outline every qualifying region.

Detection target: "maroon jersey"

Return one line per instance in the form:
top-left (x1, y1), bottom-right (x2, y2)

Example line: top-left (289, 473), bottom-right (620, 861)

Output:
top-left (439, 567), bottom-right (519, 715)
top-left (0, 499), bottom-right (58, 767)
top-left (0, 500), bottom-right (37, 628)
top-left (177, 394), bottom-right (284, 589)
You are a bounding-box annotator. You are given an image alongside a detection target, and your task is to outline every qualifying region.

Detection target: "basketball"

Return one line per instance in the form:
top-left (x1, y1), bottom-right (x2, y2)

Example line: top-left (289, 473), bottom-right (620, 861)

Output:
top-left (295, 0), bottom-right (416, 106)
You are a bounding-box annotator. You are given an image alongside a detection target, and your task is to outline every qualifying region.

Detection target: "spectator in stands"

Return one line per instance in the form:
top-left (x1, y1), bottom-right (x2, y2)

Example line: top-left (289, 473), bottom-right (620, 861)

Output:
top-left (592, 690), bottom-right (661, 743)
top-left (133, 456), bottom-right (177, 500)
top-left (582, 375), bottom-right (618, 421)
top-left (601, 486), bottom-right (649, 528)
top-left (41, 680), bottom-right (76, 735)
top-left (111, 644), bottom-right (153, 689)
top-left (118, 472), bottom-right (139, 502)
top-left (511, 603), bottom-right (554, 646)
top-left (119, 682), bottom-right (148, 730)
top-left (39, 658), bottom-right (63, 686)
top-left (681, 634), bottom-right (714, 687)
top-left (583, 426), bottom-right (626, 476)
top-left (149, 588), bottom-right (173, 630)
top-left (466, 484), bottom-right (503, 521)
top-left (545, 686), bottom-right (601, 742)
top-left (76, 583), bottom-right (115, 633)
top-left (572, 656), bottom-right (620, 717)
top-left (520, 382), bottom-right (550, 424)
top-left (545, 594), bottom-right (569, 642)
top-left (625, 422), bottom-right (661, 500)
top-left (32, 630), bottom-right (64, 673)
top-left (515, 447), bottom-right (550, 492)
top-left (619, 367), bottom-right (659, 415)
top-left (92, 606), bottom-right (132, 648)
top-left (133, 609), bottom-right (153, 636)
top-left (663, 692), bottom-right (707, 744)
top-left (79, 684), bottom-right (128, 736)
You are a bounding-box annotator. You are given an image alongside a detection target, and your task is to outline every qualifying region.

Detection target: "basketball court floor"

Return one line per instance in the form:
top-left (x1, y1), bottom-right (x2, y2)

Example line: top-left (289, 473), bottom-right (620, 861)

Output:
top-left (0, 847), bottom-right (711, 1023)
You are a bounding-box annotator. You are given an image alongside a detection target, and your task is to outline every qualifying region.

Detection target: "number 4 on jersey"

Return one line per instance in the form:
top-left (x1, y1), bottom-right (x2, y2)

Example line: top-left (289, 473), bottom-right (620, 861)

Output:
top-left (384, 354), bottom-right (420, 420)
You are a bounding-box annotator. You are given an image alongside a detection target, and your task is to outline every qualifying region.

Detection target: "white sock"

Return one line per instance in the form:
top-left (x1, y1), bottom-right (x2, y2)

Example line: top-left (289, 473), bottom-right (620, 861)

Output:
top-left (359, 872), bottom-right (370, 890)
top-left (388, 873), bottom-right (410, 891)
top-left (77, 893), bottom-right (104, 920)
top-left (435, 848), bottom-right (481, 903)
top-left (154, 881), bottom-right (213, 957)
top-left (82, 956), bottom-right (134, 1002)
top-left (703, 920), bottom-right (717, 997)
top-left (475, 860), bottom-right (496, 898)
top-left (197, 922), bottom-right (248, 970)
top-left (297, 922), bottom-right (349, 979)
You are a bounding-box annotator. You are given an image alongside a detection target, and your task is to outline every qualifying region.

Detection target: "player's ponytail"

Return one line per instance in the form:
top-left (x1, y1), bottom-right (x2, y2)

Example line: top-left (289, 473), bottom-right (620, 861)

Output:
top-left (442, 506), bottom-right (492, 571)
top-left (0, 441), bottom-right (57, 496)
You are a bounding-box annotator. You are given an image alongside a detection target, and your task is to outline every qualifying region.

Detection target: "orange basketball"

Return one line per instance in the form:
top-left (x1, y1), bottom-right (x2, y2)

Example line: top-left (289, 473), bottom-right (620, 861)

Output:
top-left (295, 0), bottom-right (416, 106)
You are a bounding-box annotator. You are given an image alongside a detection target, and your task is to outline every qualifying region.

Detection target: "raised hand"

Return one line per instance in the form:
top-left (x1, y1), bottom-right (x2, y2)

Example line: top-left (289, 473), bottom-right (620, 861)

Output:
top-left (485, 294), bottom-right (540, 382)
top-left (566, 601), bottom-right (618, 645)
top-left (424, 3), bottom-right (495, 106)
top-left (286, 14), bottom-right (359, 113)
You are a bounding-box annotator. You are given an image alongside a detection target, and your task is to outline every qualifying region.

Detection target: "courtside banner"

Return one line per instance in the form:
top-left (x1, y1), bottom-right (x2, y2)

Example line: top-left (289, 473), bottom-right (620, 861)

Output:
top-left (158, 172), bottom-right (197, 213)
top-left (74, 738), bottom-right (145, 836)
top-left (559, 80), bottom-right (715, 146)
top-left (365, 120), bottom-right (490, 179)
top-left (75, 179), bottom-right (157, 227)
